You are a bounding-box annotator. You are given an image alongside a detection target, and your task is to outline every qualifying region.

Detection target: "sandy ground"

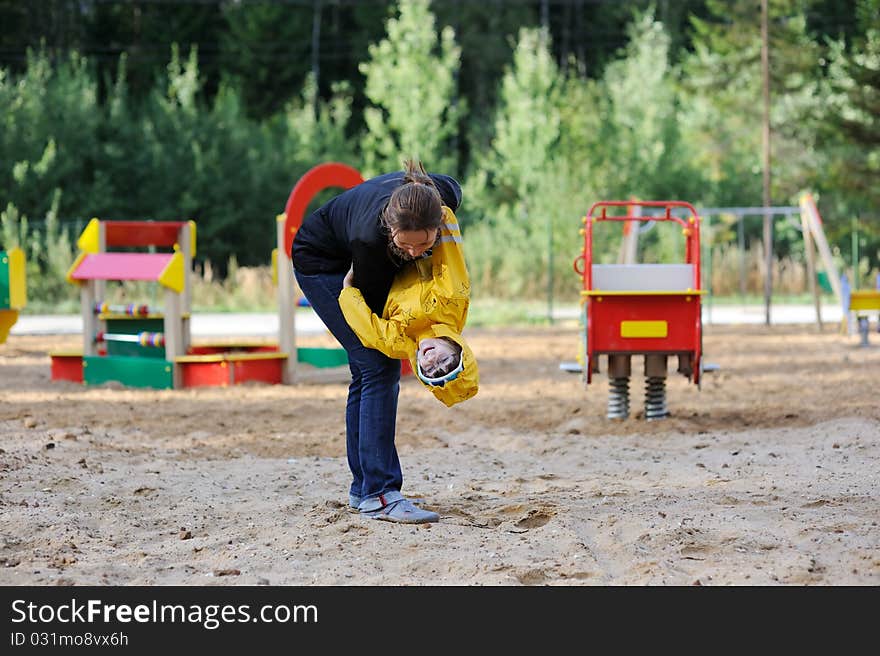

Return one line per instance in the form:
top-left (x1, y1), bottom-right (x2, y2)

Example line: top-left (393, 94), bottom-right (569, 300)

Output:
top-left (0, 322), bottom-right (878, 586)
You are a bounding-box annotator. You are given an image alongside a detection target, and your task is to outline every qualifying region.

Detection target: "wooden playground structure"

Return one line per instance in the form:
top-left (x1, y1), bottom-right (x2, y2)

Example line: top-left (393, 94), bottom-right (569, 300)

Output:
top-left (275, 161), bottom-right (364, 382)
top-left (0, 246), bottom-right (26, 344)
top-left (842, 275), bottom-right (880, 347)
top-left (573, 200), bottom-right (705, 420)
top-left (784, 192), bottom-right (878, 344)
top-left (50, 163), bottom-right (365, 389)
top-left (51, 218), bottom-right (199, 388)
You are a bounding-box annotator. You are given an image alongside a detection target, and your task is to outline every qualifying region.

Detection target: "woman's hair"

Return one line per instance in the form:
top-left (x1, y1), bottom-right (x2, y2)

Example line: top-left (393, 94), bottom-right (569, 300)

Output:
top-left (382, 159), bottom-right (443, 234)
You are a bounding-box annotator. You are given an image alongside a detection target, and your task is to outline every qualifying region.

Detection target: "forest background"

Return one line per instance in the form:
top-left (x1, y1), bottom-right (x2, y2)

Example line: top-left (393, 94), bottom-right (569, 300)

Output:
top-left (0, 0), bottom-right (877, 314)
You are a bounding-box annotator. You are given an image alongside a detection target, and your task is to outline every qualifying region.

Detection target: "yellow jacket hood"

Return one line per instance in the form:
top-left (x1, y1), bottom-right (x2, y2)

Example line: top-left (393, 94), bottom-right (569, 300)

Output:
top-left (410, 323), bottom-right (478, 408)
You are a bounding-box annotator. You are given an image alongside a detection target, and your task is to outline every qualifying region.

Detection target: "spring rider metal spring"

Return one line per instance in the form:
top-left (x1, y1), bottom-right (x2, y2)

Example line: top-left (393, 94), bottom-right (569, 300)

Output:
top-left (606, 354), bottom-right (631, 420)
top-left (607, 377), bottom-right (630, 419)
top-left (644, 354), bottom-right (669, 421)
top-left (644, 377), bottom-right (669, 420)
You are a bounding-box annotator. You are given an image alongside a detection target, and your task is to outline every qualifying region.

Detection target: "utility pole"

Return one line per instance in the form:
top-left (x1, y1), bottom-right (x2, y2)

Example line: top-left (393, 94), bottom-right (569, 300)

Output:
top-left (311, 0), bottom-right (322, 116)
top-left (761, 0), bottom-right (772, 325)
top-left (537, 17), bottom-right (552, 324)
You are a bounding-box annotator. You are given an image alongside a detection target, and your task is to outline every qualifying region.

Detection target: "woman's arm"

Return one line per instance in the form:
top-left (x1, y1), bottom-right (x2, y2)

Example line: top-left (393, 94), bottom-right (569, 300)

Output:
top-left (339, 275), bottom-right (416, 360)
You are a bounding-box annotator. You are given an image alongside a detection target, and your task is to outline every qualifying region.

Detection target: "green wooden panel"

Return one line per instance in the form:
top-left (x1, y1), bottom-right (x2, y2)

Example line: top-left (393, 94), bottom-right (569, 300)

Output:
top-left (83, 355), bottom-right (174, 389)
top-left (0, 251), bottom-right (10, 309)
top-left (104, 340), bottom-right (166, 359)
top-left (105, 318), bottom-right (164, 333)
top-left (297, 347), bottom-right (348, 368)
top-left (104, 318), bottom-right (166, 358)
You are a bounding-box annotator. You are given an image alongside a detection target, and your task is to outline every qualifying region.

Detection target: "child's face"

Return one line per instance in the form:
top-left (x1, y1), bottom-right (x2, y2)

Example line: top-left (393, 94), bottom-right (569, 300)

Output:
top-left (418, 338), bottom-right (459, 378)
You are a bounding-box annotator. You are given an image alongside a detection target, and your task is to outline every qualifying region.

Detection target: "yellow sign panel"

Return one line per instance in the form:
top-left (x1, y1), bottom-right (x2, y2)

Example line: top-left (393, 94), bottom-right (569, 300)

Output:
top-left (620, 320), bottom-right (668, 338)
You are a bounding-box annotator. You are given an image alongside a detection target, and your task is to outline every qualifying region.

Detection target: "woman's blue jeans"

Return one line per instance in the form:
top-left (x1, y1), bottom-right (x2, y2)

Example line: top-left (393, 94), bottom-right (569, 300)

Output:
top-left (293, 270), bottom-right (402, 501)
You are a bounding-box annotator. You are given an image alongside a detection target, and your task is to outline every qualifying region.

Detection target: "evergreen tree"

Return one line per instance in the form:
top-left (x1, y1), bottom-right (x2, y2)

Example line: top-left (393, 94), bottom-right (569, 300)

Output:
top-left (822, 0), bottom-right (879, 212)
top-left (0, 48), bottom-right (102, 222)
top-left (682, 0), bottom-right (825, 211)
top-left (358, 0), bottom-right (463, 175)
top-left (599, 10), bottom-right (699, 202)
top-left (85, 0), bottom-right (226, 102)
top-left (464, 26), bottom-right (565, 298)
top-left (431, 0), bottom-right (535, 167)
top-left (281, 74), bottom-right (357, 167)
top-left (219, 1), bottom-right (313, 119)
top-left (588, 9), bottom-right (705, 264)
top-left (820, 0), bottom-right (880, 271)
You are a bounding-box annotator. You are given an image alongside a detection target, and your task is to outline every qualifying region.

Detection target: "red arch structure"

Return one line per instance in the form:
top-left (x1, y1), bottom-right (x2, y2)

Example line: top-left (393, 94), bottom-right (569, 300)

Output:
top-left (283, 162), bottom-right (364, 257)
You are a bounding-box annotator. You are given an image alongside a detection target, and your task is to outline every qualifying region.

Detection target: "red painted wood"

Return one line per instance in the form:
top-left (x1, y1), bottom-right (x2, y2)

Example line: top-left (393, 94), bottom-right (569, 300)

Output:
top-left (104, 221), bottom-right (188, 248)
top-left (181, 361), bottom-right (231, 388)
top-left (283, 163), bottom-right (364, 257)
top-left (50, 355), bottom-right (84, 383)
top-left (587, 295), bottom-right (700, 353)
top-left (71, 253), bottom-right (173, 281)
top-left (232, 358), bottom-right (284, 385)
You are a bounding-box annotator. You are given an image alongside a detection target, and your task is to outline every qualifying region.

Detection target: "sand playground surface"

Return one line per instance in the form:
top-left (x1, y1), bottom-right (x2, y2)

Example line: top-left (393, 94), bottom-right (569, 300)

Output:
top-left (0, 322), bottom-right (878, 586)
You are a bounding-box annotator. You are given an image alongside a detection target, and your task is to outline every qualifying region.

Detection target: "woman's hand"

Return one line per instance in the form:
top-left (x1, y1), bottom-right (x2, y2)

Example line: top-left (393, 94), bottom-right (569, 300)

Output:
top-left (343, 265), bottom-right (354, 289)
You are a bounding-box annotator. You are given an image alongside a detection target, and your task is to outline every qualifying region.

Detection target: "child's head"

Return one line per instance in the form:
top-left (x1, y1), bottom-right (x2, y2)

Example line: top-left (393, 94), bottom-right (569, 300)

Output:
top-left (415, 332), bottom-right (478, 407)
top-left (417, 337), bottom-right (463, 383)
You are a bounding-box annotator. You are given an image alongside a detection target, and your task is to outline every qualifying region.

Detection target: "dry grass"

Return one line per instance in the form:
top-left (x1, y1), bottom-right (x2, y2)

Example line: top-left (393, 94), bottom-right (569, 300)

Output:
top-left (95, 261), bottom-right (279, 312)
top-left (708, 244), bottom-right (810, 297)
top-left (190, 261), bottom-right (277, 311)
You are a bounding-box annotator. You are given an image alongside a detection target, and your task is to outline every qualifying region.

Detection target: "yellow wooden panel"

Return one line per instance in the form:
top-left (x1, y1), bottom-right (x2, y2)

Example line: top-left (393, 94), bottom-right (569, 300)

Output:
top-left (0, 309), bottom-right (18, 343)
top-left (7, 247), bottom-right (26, 308)
top-left (65, 251), bottom-right (88, 285)
top-left (849, 290), bottom-right (880, 312)
top-left (77, 218), bottom-right (101, 253)
top-left (157, 251), bottom-right (185, 293)
top-left (620, 320), bottom-right (668, 338)
top-left (187, 220), bottom-right (197, 258)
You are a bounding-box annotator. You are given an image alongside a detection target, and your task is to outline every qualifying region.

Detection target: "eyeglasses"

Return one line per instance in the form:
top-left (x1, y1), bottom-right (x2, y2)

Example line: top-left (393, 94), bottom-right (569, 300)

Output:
top-left (417, 355), bottom-right (464, 387)
top-left (391, 230), bottom-right (438, 252)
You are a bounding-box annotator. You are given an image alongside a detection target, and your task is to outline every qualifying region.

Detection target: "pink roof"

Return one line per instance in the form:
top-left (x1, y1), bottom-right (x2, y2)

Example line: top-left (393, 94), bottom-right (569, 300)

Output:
top-left (71, 253), bottom-right (174, 282)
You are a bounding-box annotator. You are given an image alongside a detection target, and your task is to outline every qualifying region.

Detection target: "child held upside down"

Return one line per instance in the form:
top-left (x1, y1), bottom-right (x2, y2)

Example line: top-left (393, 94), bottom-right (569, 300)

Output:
top-left (339, 206), bottom-right (478, 407)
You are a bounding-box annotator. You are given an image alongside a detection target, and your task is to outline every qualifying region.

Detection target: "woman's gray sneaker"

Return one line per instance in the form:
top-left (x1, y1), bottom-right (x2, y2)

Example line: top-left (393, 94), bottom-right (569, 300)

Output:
top-left (358, 491), bottom-right (439, 524)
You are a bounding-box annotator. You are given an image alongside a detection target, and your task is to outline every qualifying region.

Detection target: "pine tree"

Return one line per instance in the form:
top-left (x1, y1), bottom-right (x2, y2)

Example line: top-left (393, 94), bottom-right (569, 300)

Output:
top-left (462, 26), bottom-right (565, 298)
top-left (823, 0), bottom-right (880, 210)
top-left (358, 0), bottom-right (463, 175)
top-left (682, 0), bottom-right (824, 207)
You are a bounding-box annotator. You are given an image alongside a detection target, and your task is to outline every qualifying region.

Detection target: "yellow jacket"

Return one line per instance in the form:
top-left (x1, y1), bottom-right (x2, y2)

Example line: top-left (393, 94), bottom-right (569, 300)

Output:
top-left (339, 207), bottom-right (478, 407)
